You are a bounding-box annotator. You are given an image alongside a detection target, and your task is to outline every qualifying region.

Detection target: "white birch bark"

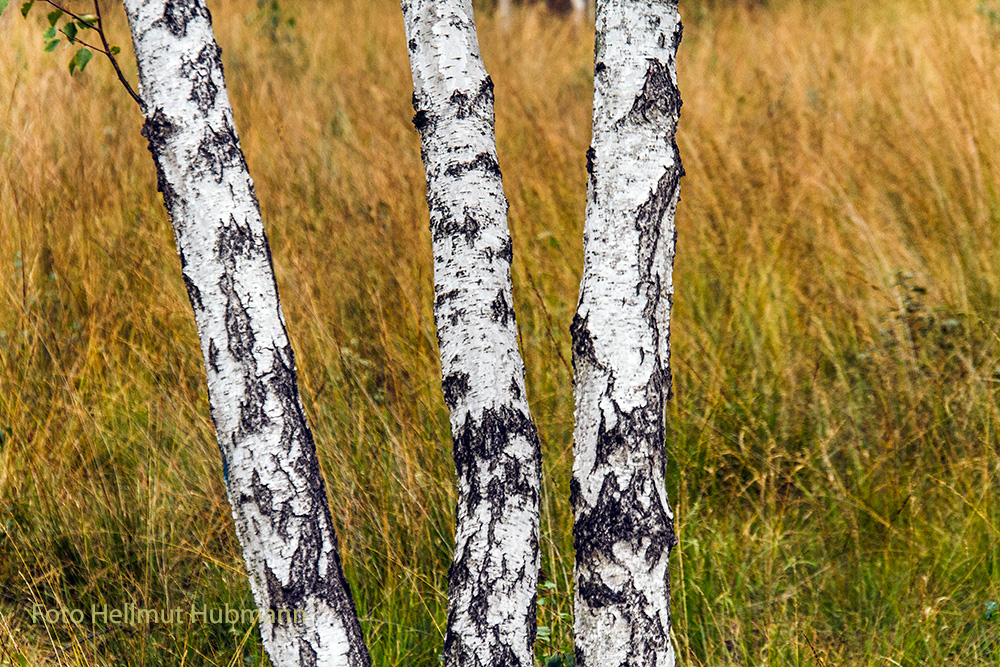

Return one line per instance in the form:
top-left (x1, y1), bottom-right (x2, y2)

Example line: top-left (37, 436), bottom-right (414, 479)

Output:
top-left (571, 0), bottom-right (683, 665)
top-left (122, 2), bottom-right (370, 665)
top-left (400, 1), bottom-right (541, 665)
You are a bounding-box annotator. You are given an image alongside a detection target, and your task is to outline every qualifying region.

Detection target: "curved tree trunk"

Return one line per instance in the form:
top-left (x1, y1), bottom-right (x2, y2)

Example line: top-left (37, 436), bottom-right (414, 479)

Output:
top-left (400, 1), bottom-right (542, 665)
top-left (122, 2), bottom-right (370, 665)
top-left (570, 0), bottom-right (683, 665)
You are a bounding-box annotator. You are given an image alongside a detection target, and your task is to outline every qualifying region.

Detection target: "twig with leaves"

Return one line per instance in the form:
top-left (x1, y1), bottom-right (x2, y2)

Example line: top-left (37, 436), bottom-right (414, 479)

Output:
top-left (4, 0), bottom-right (142, 108)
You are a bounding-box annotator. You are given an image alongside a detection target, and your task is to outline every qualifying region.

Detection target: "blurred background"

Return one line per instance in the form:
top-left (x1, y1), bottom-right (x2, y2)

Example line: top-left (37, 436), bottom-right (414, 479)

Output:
top-left (1, 0), bottom-right (999, 664)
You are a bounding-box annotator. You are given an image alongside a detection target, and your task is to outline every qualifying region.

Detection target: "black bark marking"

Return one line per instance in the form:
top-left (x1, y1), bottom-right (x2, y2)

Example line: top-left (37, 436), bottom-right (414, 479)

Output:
top-left (449, 76), bottom-right (494, 120)
top-left (585, 146), bottom-right (596, 180)
top-left (219, 273), bottom-right (254, 361)
top-left (509, 377), bottom-right (521, 400)
top-left (208, 339), bottom-right (220, 373)
top-left (197, 118), bottom-right (246, 183)
top-left (435, 289), bottom-right (461, 309)
top-left (490, 289), bottom-right (513, 326)
top-left (217, 214), bottom-right (259, 259)
top-left (442, 371), bottom-right (470, 410)
top-left (626, 59), bottom-right (682, 125)
top-left (633, 157), bottom-right (681, 405)
top-left (217, 270), bottom-right (270, 438)
top-left (411, 91), bottom-right (437, 137)
top-left (181, 42), bottom-right (221, 116)
top-left (593, 376), bottom-right (664, 471)
top-left (407, 38), bottom-right (417, 52)
top-left (480, 75), bottom-right (495, 103)
top-left (574, 466), bottom-right (677, 587)
top-left (444, 152), bottom-right (502, 180)
top-left (412, 109), bottom-right (431, 133)
top-left (578, 577), bottom-right (626, 608)
top-left (498, 237), bottom-right (513, 264)
top-left (269, 342), bottom-right (316, 485)
top-left (634, 165), bottom-right (681, 286)
top-left (451, 405), bottom-right (537, 481)
top-left (299, 644), bottom-right (318, 667)
top-left (141, 109), bottom-right (180, 216)
top-left (250, 469), bottom-right (274, 511)
top-left (449, 89), bottom-right (470, 115)
top-left (446, 307), bottom-right (467, 328)
top-left (155, 0), bottom-right (211, 38)
top-left (142, 107), bottom-right (176, 145)
top-left (183, 273), bottom-right (203, 311)
top-left (570, 313), bottom-right (598, 367)
top-left (447, 13), bottom-right (476, 33)
top-left (672, 19), bottom-right (683, 53)
top-left (239, 376), bottom-right (269, 437)
top-left (432, 209), bottom-right (483, 245)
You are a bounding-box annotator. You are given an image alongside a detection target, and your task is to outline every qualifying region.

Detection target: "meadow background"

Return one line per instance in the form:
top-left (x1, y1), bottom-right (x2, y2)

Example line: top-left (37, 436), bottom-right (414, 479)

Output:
top-left (2, 0), bottom-right (1000, 664)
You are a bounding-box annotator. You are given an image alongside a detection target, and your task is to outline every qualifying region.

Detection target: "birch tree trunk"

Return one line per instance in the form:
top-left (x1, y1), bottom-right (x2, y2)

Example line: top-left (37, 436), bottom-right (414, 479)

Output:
top-left (571, 0), bottom-right (683, 665)
top-left (122, 2), bottom-right (370, 665)
top-left (400, 1), bottom-right (542, 665)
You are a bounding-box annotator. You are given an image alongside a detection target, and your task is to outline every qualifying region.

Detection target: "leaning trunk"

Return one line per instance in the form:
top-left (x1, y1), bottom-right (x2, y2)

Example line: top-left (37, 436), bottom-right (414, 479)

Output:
top-left (400, 0), bottom-right (542, 665)
top-left (122, 2), bottom-right (370, 665)
top-left (571, 0), bottom-right (683, 665)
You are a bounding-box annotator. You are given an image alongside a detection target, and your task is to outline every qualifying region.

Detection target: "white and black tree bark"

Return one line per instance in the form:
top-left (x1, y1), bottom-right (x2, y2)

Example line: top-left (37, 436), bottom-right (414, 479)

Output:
top-left (400, 1), bottom-right (542, 665)
top-left (122, 2), bottom-right (370, 665)
top-left (570, 0), bottom-right (682, 665)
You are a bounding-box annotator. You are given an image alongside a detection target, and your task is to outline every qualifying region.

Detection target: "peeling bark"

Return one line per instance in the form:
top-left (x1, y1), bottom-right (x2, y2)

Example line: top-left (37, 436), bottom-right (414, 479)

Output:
top-left (571, 0), bottom-right (683, 665)
top-left (400, 1), bottom-right (541, 665)
top-left (122, 2), bottom-right (370, 665)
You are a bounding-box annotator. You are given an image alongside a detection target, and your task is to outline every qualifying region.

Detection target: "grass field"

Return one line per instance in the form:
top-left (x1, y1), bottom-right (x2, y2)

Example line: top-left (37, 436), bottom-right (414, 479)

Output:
top-left (2, 0), bottom-right (1000, 664)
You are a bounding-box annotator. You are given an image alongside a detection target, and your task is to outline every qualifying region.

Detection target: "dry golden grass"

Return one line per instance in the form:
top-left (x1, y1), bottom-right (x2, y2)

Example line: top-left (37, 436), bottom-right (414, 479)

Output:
top-left (2, 0), bottom-right (1000, 664)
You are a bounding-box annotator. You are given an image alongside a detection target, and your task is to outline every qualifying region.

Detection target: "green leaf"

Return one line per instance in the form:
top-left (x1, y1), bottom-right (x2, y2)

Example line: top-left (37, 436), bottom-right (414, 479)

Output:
top-left (46, 8), bottom-right (61, 25)
top-left (72, 47), bottom-right (92, 73)
top-left (986, 601), bottom-right (999, 621)
top-left (42, 25), bottom-right (55, 40)
top-left (545, 656), bottom-right (563, 667)
top-left (43, 38), bottom-right (59, 52)
top-left (63, 21), bottom-right (76, 42)
top-left (0, 0), bottom-right (10, 19)
top-left (20, 0), bottom-right (33, 18)
top-left (110, 45), bottom-right (120, 55)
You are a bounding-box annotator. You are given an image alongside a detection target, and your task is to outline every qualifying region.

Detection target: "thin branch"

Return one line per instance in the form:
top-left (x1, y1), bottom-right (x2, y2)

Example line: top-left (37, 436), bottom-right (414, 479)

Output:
top-left (37, 0), bottom-right (144, 110)
top-left (57, 27), bottom-right (104, 55)
top-left (92, 0), bottom-right (143, 109)
top-left (38, 0), bottom-right (96, 29)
